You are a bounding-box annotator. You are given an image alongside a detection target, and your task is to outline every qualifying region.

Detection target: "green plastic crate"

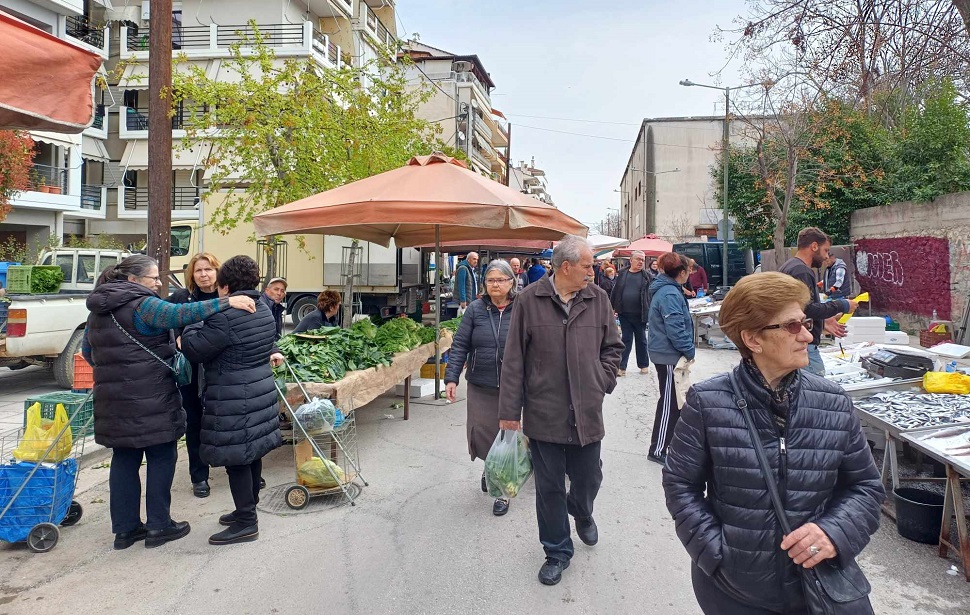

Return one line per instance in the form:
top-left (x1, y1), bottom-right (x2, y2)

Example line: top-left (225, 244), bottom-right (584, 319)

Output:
top-left (5, 265), bottom-right (63, 294)
top-left (23, 391), bottom-right (95, 438)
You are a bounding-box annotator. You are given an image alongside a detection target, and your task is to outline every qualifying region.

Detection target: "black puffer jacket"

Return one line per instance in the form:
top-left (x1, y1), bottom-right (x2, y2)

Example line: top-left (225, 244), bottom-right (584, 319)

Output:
top-left (663, 364), bottom-right (884, 613)
top-left (181, 290), bottom-right (282, 467)
top-left (85, 282), bottom-right (185, 449)
top-left (445, 296), bottom-right (514, 389)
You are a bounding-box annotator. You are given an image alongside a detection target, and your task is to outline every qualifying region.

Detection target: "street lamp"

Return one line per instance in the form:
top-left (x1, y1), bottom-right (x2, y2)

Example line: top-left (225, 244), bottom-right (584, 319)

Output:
top-left (679, 79), bottom-right (763, 288)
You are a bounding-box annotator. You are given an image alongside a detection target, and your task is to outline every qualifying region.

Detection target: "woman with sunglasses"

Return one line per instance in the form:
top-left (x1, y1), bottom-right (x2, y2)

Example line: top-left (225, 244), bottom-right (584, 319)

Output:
top-left (645, 252), bottom-right (695, 464)
top-left (662, 272), bottom-right (884, 614)
top-left (444, 259), bottom-right (517, 516)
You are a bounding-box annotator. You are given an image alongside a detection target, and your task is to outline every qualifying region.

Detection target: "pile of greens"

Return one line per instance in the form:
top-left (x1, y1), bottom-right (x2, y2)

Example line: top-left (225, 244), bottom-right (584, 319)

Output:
top-left (440, 316), bottom-right (462, 333)
top-left (276, 325), bottom-right (391, 383)
top-left (29, 266), bottom-right (64, 294)
top-left (374, 318), bottom-right (424, 354)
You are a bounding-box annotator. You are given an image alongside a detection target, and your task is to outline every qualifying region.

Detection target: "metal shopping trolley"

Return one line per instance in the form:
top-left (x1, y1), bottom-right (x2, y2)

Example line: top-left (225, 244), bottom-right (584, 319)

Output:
top-left (0, 392), bottom-right (93, 552)
top-left (275, 360), bottom-right (368, 509)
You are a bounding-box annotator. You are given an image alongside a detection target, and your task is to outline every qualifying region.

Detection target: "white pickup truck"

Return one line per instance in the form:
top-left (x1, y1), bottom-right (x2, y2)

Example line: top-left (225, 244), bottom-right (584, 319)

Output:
top-left (0, 248), bottom-right (130, 388)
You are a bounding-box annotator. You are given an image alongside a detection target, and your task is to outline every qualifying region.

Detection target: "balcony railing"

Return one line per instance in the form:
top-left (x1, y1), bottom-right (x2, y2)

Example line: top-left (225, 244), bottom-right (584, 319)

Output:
top-left (66, 15), bottom-right (105, 48)
top-left (30, 164), bottom-right (69, 193)
top-left (80, 185), bottom-right (105, 210)
top-left (360, 3), bottom-right (394, 47)
top-left (125, 107), bottom-right (187, 131)
top-left (128, 23), bottom-right (305, 51)
top-left (122, 186), bottom-right (200, 211)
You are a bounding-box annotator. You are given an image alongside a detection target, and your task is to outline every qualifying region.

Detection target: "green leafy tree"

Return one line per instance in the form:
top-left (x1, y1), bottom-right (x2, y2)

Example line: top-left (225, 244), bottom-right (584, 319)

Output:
top-left (169, 24), bottom-right (448, 277)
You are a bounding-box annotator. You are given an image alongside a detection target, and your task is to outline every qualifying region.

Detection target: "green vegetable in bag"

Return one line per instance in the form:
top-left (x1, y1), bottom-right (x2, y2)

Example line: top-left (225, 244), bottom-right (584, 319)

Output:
top-left (484, 430), bottom-right (533, 498)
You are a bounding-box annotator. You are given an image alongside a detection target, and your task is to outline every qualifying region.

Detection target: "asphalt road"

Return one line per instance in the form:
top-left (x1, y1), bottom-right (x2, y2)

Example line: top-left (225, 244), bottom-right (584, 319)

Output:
top-left (1, 348), bottom-right (969, 614)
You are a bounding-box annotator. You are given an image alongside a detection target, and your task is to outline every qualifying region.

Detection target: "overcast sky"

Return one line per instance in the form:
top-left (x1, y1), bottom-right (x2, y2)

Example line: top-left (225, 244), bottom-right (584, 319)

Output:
top-left (396, 0), bottom-right (750, 231)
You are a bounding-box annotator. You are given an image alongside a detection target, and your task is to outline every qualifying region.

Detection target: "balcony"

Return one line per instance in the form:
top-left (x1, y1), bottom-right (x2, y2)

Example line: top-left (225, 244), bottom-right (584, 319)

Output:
top-left (80, 185), bottom-right (107, 211)
top-left (119, 106), bottom-right (190, 139)
top-left (119, 22), bottom-right (340, 70)
top-left (30, 164), bottom-right (69, 194)
top-left (65, 15), bottom-right (110, 58)
top-left (357, 3), bottom-right (395, 48)
top-left (121, 186), bottom-right (200, 212)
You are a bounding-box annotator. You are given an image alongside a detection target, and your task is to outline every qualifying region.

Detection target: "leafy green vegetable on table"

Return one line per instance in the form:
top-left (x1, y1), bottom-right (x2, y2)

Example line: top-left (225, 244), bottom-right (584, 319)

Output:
top-left (440, 316), bottom-right (462, 332)
top-left (30, 266), bottom-right (64, 293)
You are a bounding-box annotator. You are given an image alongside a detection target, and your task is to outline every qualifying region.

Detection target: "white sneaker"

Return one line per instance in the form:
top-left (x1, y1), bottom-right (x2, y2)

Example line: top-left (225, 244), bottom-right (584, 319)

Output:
top-left (640, 367), bottom-right (650, 374)
top-left (617, 369), bottom-right (626, 377)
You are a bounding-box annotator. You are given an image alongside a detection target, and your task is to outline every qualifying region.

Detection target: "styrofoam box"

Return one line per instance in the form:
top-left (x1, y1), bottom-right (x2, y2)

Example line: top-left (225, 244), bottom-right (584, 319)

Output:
top-left (394, 378), bottom-right (439, 398)
top-left (883, 331), bottom-right (910, 345)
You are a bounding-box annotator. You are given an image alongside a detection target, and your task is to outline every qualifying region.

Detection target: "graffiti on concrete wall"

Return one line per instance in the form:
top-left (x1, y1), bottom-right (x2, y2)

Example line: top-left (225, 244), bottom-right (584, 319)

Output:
top-left (854, 237), bottom-right (950, 320)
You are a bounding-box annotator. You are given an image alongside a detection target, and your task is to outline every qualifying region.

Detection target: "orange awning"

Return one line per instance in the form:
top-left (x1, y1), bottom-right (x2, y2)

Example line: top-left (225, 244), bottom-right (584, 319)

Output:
top-left (0, 13), bottom-right (102, 133)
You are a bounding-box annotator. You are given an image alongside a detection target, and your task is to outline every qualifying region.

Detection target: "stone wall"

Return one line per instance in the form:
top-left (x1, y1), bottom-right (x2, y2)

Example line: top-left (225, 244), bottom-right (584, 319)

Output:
top-left (850, 192), bottom-right (970, 332)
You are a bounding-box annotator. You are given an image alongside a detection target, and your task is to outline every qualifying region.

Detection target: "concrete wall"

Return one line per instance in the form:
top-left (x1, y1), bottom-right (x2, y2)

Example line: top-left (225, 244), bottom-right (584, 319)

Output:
top-left (850, 192), bottom-right (970, 332)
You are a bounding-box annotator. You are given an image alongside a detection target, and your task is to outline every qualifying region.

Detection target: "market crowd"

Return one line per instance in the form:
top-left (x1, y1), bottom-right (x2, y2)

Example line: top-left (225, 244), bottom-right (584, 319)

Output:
top-left (448, 229), bottom-right (884, 614)
top-left (76, 226), bottom-right (883, 614)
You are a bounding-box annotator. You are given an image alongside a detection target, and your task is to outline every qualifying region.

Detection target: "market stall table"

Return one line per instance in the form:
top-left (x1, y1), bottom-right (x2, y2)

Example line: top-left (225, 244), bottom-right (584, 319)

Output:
top-left (852, 389), bottom-right (970, 518)
top-left (689, 302), bottom-right (721, 346)
top-left (281, 331), bottom-right (453, 421)
top-left (901, 426), bottom-right (970, 581)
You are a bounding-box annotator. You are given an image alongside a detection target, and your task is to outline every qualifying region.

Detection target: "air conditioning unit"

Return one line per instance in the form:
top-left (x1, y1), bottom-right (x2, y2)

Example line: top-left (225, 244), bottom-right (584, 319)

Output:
top-left (141, 1), bottom-right (150, 21)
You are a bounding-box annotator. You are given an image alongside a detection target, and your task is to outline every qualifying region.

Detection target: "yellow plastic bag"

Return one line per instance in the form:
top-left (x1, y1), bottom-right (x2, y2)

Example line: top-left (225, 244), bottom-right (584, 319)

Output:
top-left (297, 457), bottom-right (345, 488)
top-left (12, 403), bottom-right (73, 463)
top-left (923, 372), bottom-right (970, 395)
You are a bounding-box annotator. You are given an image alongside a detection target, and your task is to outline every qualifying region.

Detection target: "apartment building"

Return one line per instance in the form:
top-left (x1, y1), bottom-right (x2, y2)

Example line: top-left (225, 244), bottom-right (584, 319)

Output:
top-left (510, 158), bottom-right (555, 206)
top-left (401, 42), bottom-right (510, 184)
top-left (65, 0), bottom-right (396, 242)
top-left (619, 116), bottom-right (748, 242)
top-left (0, 0), bottom-right (110, 252)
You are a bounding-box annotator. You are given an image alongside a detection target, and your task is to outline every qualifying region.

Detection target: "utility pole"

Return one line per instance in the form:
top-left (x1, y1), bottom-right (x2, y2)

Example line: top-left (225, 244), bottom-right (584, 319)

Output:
top-left (720, 88), bottom-right (730, 288)
top-left (147, 0), bottom-right (173, 274)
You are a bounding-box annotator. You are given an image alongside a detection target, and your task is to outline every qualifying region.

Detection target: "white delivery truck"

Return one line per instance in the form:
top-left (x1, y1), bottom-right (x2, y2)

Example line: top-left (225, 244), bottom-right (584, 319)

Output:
top-left (168, 221), bottom-right (426, 325)
top-left (0, 248), bottom-right (131, 387)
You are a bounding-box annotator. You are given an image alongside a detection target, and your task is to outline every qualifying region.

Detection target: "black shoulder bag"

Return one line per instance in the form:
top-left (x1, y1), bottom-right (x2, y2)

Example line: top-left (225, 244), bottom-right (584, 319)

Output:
top-left (727, 371), bottom-right (874, 615)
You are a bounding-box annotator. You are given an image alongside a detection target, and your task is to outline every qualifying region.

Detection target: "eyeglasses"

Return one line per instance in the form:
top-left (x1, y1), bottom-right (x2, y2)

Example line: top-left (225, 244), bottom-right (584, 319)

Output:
top-left (762, 319), bottom-right (813, 334)
top-left (140, 275), bottom-right (161, 283)
top-left (484, 278), bottom-right (512, 285)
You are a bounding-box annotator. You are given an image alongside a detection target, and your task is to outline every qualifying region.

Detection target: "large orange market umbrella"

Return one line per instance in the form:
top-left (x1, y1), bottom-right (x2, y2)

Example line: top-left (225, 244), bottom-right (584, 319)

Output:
top-left (613, 234), bottom-right (673, 258)
top-left (252, 154), bottom-right (586, 246)
top-left (253, 154), bottom-right (587, 397)
top-left (0, 13), bottom-right (102, 132)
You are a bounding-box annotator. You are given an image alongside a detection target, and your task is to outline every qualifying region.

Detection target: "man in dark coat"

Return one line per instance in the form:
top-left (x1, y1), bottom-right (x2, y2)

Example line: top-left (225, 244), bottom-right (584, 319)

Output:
top-left (499, 235), bottom-right (623, 586)
top-left (609, 250), bottom-right (651, 376)
top-left (260, 276), bottom-right (287, 339)
top-left (182, 256), bottom-right (284, 546)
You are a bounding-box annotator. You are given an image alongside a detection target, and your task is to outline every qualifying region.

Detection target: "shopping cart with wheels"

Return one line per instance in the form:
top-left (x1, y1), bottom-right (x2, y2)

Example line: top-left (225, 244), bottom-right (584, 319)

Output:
top-left (0, 392), bottom-right (93, 552)
top-left (275, 360), bottom-right (367, 509)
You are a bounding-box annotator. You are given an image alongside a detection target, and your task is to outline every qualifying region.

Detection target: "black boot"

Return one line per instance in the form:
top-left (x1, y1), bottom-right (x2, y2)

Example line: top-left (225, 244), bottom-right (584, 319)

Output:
top-left (209, 523), bottom-right (259, 545)
top-left (538, 557), bottom-right (570, 586)
top-left (113, 523), bottom-right (148, 550)
top-left (192, 481), bottom-right (210, 498)
top-left (576, 516), bottom-right (598, 546)
top-left (219, 512), bottom-right (236, 527)
top-left (145, 521), bottom-right (191, 548)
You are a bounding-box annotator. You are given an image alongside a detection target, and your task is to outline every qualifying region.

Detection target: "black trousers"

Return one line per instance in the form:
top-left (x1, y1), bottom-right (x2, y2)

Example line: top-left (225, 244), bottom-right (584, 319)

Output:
top-left (650, 364), bottom-right (682, 457)
top-left (691, 564), bottom-right (804, 615)
top-left (530, 439), bottom-right (603, 562)
top-left (225, 458), bottom-right (263, 528)
top-left (109, 440), bottom-right (178, 533)
top-left (180, 384), bottom-right (209, 484)
top-left (618, 313), bottom-right (649, 369)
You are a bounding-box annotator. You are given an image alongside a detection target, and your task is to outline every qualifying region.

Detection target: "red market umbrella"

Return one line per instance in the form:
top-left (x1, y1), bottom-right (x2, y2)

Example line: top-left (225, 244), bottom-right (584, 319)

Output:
top-left (613, 234), bottom-right (673, 258)
top-left (0, 13), bottom-right (102, 132)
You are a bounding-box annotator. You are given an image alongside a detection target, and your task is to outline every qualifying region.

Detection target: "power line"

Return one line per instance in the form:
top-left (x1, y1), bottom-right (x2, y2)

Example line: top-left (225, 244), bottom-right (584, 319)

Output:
top-left (514, 123), bottom-right (717, 150)
top-left (505, 113), bottom-right (641, 126)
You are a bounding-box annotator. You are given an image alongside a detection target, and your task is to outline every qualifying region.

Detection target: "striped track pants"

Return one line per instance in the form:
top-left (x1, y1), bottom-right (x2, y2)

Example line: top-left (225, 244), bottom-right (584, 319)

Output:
top-left (650, 363), bottom-right (682, 458)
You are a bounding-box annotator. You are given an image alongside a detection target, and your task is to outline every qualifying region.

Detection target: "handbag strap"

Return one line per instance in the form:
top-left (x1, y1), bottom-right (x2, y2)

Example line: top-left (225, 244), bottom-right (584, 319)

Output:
top-left (110, 312), bottom-right (177, 375)
top-left (727, 370), bottom-right (794, 535)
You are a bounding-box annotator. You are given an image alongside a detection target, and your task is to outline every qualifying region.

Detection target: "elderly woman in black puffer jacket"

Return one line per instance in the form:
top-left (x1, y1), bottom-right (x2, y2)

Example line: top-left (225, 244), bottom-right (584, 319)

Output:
top-left (181, 255), bottom-right (284, 546)
top-left (444, 259), bottom-right (516, 517)
top-left (662, 272), bottom-right (884, 615)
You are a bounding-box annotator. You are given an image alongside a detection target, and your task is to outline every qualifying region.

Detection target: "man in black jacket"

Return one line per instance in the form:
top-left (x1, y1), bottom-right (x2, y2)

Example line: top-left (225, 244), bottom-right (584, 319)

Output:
top-left (609, 250), bottom-right (651, 376)
top-left (778, 228), bottom-right (857, 376)
top-left (260, 277), bottom-right (287, 339)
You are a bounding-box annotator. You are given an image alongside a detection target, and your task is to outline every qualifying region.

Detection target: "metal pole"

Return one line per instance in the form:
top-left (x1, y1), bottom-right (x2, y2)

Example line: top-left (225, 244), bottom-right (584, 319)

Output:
top-left (147, 0), bottom-right (173, 273)
top-left (434, 224), bottom-right (441, 398)
top-left (721, 87), bottom-right (730, 288)
top-left (505, 123), bottom-right (512, 186)
top-left (197, 197), bottom-right (204, 253)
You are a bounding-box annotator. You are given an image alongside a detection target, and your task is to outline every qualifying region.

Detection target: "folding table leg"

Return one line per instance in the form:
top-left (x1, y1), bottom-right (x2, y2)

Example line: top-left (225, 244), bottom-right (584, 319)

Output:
top-left (947, 465), bottom-right (970, 582)
top-left (886, 433), bottom-right (901, 490)
top-left (403, 376), bottom-right (411, 421)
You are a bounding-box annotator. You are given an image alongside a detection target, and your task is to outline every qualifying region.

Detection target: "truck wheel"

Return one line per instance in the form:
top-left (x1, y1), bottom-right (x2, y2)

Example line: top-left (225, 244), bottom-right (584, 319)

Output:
top-left (290, 296), bottom-right (317, 326)
top-left (53, 328), bottom-right (85, 389)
